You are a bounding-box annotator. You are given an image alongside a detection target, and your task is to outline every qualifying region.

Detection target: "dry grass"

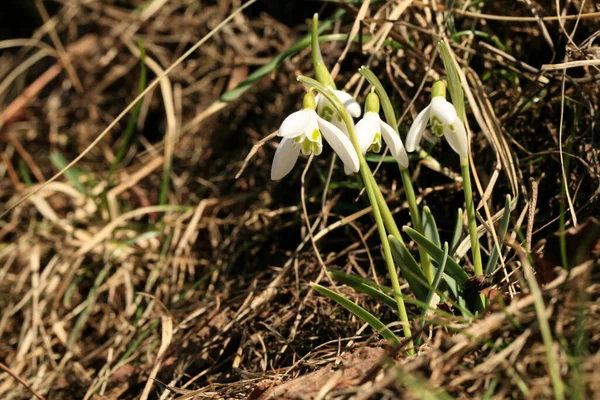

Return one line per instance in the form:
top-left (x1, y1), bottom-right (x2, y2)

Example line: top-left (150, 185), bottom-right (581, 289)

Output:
top-left (0, 0), bottom-right (599, 399)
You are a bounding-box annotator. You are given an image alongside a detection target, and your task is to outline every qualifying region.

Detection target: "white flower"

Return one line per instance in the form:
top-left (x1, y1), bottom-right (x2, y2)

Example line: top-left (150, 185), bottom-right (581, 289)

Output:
top-left (271, 94), bottom-right (360, 180)
top-left (354, 92), bottom-right (409, 168)
top-left (405, 96), bottom-right (468, 158)
top-left (315, 89), bottom-right (361, 134)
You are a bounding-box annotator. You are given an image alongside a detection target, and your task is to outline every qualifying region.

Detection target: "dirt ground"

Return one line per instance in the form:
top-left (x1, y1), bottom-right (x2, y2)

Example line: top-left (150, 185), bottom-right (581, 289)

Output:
top-left (0, 0), bottom-right (599, 399)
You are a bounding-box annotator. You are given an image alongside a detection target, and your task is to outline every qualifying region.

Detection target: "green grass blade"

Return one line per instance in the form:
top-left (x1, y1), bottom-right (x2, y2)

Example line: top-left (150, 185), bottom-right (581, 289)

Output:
top-left (329, 269), bottom-right (462, 320)
top-left (521, 254), bottom-right (565, 399)
top-left (311, 283), bottom-right (401, 345)
top-left (329, 270), bottom-right (397, 310)
top-left (421, 242), bottom-right (449, 319)
top-left (220, 9), bottom-right (344, 103)
top-left (450, 208), bottom-right (463, 254)
top-left (17, 159), bottom-right (33, 186)
top-left (49, 151), bottom-right (88, 194)
top-left (485, 195), bottom-right (512, 274)
top-left (388, 235), bottom-right (429, 301)
top-left (439, 40), bottom-right (465, 120)
top-left (403, 226), bottom-right (469, 284)
top-left (108, 39), bottom-right (147, 183)
top-left (422, 206), bottom-right (441, 248)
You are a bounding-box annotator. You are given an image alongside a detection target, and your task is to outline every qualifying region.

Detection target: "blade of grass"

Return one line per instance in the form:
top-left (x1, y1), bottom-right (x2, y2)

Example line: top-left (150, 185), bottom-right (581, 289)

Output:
top-left (403, 227), bottom-right (469, 284)
top-left (519, 252), bottom-right (565, 400)
top-left (49, 151), bottom-right (87, 194)
top-left (422, 206), bottom-right (441, 248)
top-left (450, 208), bottom-right (463, 254)
top-left (420, 242), bottom-right (449, 320)
top-left (17, 159), bottom-right (33, 186)
top-left (329, 269), bottom-right (460, 320)
top-left (485, 195), bottom-right (512, 274)
top-left (329, 269), bottom-right (397, 310)
top-left (311, 283), bottom-right (401, 345)
top-left (388, 235), bottom-right (429, 301)
top-left (108, 39), bottom-right (147, 183)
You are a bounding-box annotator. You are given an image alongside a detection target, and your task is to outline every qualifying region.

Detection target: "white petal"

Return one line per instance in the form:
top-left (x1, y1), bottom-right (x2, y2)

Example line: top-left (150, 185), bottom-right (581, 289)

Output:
top-left (278, 109), bottom-right (312, 138)
top-left (380, 119), bottom-right (409, 168)
top-left (430, 97), bottom-right (458, 125)
top-left (317, 116), bottom-right (360, 174)
top-left (334, 90), bottom-right (361, 118)
top-left (330, 111), bottom-right (352, 136)
top-left (444, 120), bottom-right (469, 158)
top-left (303, 110), bottom-right (320, 138)
top-left (343, 163), bottom-right (354, 175)
top-left (405, 104), bottom-right (431, 152)
top-left (355, 112), bottom-right (379, 154)
top-left (271, 138), bottom-right (300, 180)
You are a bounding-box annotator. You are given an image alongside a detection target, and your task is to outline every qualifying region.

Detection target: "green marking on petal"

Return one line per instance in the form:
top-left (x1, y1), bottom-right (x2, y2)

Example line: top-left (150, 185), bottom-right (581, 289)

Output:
top-left (368, 132), bottom-right (382, 153)
top-left (301, 138), bottom-right (312, 155)
top-left (312, 141), bottom-right (321, 155)
top-left (294, 136), bottom-right (304, 143)
top-left (311, 128), bottom-right (320, 141)
top-left (321, 105), bottom-right (335, 122)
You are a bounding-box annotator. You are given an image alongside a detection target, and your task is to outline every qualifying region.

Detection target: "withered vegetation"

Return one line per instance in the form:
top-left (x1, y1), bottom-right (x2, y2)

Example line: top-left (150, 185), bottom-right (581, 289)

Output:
top-left (0, 1), bottom-right (598, 399)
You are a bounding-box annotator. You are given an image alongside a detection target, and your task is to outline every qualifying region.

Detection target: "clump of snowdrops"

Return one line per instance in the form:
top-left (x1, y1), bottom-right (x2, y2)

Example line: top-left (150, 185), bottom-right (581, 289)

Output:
top-left (270, 15), bottom-right (509, 352)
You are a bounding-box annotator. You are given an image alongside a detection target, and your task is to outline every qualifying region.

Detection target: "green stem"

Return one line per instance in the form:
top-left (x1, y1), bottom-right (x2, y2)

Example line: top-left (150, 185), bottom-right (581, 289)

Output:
top-left (400, 168), bottom-right (434, 283)
top-left (359, 66), bottom-right (433, 282)
top-left (361, 160), bottom-right (413, 347)
top-left (298, 76), bottom-right (413, 349)
top-left (367, 173), bottom-right (403, 242)
top-left (460, 157), bottom-right (484, 305)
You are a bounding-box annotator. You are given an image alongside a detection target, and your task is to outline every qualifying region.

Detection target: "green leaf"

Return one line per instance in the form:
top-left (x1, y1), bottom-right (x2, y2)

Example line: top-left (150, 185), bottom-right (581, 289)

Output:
top-left (438, 40), bottom-right (464, 121)
top-left (450, 208), bottom-right (463, 254)
top-left (359, 66), bottom-right (399, 134)
top-left (403, 227), bottom-right (469, 284)
top-left (421, 242), bottom-right (449, 320)
top-left (329, 270), bottom-right (397, 310)
top-left (388, 236), bottom-right (429, 301)
top-left (365, 154), bottom-right (398, 163)
top-left (311, 283), bottom-right (401, 345)
top-left (485, 195), bottom-right (512, 274)
top-left (108, 39), bottom-right (147, 183)
top-left (49, 151), bottom-right (87, 194)
top-left (422, 206), bottom-right (441, 248)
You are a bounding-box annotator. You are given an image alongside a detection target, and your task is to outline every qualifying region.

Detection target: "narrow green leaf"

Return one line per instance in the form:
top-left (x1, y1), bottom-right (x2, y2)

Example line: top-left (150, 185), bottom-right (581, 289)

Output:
top-left (220, 9), bottom-right (345, 103)
top-left (422, 206), bottom-right (441, 248)
top-left (421, 242), bottom-right (449, 320)
top-left (49, 151), bottom-right (87, 194)
top-left (365, 154), bottom-right (397, 163)
top-left (438, 40), bottom-right (464, 120)
top-left (359, 66), bottom-right (399, 133)
top-left (450, 208), bottom-right (463, 254)
top-left (485, 195), bottom-right (512, 274)
top-left (330, 269), bottom-right (466, 320)
top-left (311, 283), bottom-right (401, 345)
top-left (329, 270), bottom-right (397, 310)
top-left (403, 227), bottom-right (469, 284)
top-left (17, 159), bottom-right (33, 186)
top-left (388, 235), bottom-right (429, 301)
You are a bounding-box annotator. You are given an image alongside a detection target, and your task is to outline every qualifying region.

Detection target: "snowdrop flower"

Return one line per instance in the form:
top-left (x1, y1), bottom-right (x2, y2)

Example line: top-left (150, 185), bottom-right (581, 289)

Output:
top-left (271, 92), bottom-right (360, 180)
top-left (315, 89), bottom-right (361, 134)
top-left (405, 85), bottom-right (468, 158)
top-left (355, 92), bottom-right (409, 168)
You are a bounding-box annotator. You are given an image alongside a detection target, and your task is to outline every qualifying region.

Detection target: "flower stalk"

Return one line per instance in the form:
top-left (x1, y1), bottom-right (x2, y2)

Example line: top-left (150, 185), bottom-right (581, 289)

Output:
top-left (438, 40), bottom-right (484, 306)
top-left (298, 76), bottom-right (413, 348)
top-left (461, 157), bottom-right (483, 277)
top-left (359, 66), bottom-right (434, 283)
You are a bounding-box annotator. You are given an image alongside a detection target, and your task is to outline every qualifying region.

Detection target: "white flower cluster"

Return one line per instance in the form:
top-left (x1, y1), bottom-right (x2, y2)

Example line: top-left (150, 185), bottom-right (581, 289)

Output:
top-left (271, 83), bottom-right (468, 180)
